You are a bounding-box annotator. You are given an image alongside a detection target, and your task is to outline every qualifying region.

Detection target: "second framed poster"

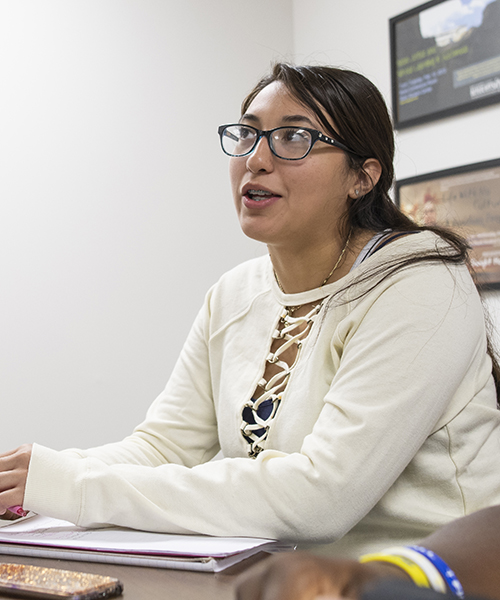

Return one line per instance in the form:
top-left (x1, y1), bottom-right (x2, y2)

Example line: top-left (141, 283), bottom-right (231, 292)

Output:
top-left (390, 0), bottom-right (500, 129)
top-left (396, 158), bottom-right (500, 288)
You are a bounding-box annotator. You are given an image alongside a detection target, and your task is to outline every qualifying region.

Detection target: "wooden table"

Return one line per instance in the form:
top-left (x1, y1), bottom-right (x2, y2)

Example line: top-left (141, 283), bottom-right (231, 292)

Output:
top-left (0, 552), bottom-right (267, 600)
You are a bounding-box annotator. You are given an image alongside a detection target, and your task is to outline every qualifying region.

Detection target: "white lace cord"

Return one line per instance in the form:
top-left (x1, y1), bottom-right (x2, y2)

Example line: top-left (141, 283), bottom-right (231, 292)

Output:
top-left (241, 302), bottom-right (324, 457)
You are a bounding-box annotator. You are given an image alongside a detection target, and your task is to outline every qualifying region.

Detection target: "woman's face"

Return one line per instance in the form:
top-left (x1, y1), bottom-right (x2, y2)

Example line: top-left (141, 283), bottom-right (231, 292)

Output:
top-left (229, 81), bottom-right (358, 253)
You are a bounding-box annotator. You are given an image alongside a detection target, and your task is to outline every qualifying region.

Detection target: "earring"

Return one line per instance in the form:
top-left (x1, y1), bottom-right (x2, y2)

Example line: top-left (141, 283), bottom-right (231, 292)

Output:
top-left (355, 189), bottom-right (360, 196)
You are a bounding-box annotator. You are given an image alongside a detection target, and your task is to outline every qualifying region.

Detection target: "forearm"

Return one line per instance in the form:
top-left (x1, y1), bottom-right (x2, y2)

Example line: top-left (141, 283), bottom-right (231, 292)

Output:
top-left (421, 505), bottom-right (500, 600)
top-left (236, 506), bottom-right (500, 600)
top-left (357, 505), bottom-right (500, 599)
top-left (60, 431), bottom-right (193, 468)
top-left (24, 445), bottom-right (346, 537)
top-left (23, 433), bottom-right (425, 541)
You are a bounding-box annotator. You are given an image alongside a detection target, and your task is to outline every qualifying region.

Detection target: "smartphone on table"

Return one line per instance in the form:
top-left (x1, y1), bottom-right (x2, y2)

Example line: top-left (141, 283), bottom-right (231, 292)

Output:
top-left (0, 563), bottom-right (123, 600)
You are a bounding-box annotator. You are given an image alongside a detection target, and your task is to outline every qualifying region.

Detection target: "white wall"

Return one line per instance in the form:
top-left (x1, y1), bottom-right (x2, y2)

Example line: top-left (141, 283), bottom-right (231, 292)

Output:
top-left (292, 0), bottom-right (500, 334)
top-left (0, 0), bottom-right (293, 451)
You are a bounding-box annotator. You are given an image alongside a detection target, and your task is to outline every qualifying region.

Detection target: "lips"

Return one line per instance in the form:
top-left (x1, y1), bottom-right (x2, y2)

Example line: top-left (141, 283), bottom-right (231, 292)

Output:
top-left (247, 189), bottom-right (273, 201)
top-left (241, 184), bottom-right (282, 206)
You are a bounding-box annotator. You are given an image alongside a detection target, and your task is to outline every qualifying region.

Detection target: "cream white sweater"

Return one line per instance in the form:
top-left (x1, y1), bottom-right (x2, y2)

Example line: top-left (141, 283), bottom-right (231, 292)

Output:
top-left (24, 232), bottom-right (500, 557)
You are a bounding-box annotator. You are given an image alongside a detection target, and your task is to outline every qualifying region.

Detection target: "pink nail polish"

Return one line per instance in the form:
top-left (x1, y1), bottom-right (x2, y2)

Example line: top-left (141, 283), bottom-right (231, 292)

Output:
top-left (8, 505), bottom-right (28, 517)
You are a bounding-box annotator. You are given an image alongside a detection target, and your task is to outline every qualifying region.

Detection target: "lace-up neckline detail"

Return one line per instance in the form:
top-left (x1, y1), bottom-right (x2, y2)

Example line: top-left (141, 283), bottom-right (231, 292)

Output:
top-left (241, 300), bottom-right (325, 457)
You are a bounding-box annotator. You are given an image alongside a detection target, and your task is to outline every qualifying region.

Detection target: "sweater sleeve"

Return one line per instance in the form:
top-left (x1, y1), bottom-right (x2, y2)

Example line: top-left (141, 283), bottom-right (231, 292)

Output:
top-left (23, 262), bottom-right (494, 542)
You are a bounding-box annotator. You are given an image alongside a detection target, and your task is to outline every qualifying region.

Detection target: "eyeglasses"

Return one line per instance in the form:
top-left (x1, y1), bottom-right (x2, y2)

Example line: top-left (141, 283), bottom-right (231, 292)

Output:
top-left (218, 123), bottom-right (356, 161)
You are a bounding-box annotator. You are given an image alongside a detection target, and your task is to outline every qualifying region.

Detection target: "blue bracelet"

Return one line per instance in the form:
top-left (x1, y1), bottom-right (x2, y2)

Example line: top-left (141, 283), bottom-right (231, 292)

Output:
top-left (407, 545), bottom-right (464, 598)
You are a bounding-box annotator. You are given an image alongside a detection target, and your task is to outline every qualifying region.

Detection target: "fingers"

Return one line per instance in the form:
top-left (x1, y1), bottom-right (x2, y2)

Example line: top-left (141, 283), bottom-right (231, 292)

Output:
top-left (0, 445), bottom-right (32, 514)
top-left (0, 476), bottom-right (27, 514)
top-left (0, 445), bottom-right (32, 473)
top-left (0, 508), bottom-right (23, 520)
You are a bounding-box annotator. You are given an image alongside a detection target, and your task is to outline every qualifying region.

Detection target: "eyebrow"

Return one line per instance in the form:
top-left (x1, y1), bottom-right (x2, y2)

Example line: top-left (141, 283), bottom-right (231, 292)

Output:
top-left (240, 113), bottom-right (316, 127)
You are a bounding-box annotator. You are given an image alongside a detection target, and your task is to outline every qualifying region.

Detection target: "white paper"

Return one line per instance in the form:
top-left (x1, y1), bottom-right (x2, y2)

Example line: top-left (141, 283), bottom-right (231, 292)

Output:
top-left (0, 515), bottom-right (289, 562)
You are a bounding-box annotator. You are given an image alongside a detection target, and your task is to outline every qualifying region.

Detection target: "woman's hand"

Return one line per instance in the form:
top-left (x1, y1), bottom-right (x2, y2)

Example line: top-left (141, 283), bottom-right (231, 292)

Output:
top-left (235, 552), bottom-right (409, 600)
top-left (0, 444), bottom-right (32, 517)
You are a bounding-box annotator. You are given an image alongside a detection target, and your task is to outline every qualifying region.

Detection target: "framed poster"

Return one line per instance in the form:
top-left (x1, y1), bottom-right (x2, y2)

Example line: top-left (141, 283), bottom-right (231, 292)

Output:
top-left (395, 158), bottom-right (500, 288)
top-left (390, 0), bottom-right (500, 129)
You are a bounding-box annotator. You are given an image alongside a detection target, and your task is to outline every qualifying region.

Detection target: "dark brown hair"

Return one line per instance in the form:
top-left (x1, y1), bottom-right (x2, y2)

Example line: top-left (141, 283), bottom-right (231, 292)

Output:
top-left (243, 63), bottom-right (500, 398)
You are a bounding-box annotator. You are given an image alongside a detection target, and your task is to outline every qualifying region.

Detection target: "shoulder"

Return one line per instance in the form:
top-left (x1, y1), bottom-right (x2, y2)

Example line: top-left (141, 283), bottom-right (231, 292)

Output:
top-left (204, 254), bottom-right (273, 316)
top-left (373, 229), bottom-right (459, 260)
top-left (352, 230), bottom-right (467, 278)
top-left (341, 230), bottom-right (477, 307)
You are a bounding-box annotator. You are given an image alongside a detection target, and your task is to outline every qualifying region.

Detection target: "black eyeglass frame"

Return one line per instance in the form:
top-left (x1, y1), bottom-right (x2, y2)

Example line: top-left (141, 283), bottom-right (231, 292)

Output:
top-left (218, 123), bottom-right (358, 160)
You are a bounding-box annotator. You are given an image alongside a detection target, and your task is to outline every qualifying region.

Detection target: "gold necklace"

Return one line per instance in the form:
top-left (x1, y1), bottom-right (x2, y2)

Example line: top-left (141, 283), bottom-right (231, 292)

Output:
top-left (273, 229), bottom-right (353, 314)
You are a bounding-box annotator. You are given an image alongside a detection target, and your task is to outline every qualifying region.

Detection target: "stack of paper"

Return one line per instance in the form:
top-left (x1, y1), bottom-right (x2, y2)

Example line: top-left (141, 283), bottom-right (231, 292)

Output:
top-left (0, 515), bottom-right (292, 572)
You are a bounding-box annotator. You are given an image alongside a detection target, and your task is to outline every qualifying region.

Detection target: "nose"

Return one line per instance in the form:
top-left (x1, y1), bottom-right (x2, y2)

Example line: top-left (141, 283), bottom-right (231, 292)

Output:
top-left (245, 135), bottom-right (275, 173)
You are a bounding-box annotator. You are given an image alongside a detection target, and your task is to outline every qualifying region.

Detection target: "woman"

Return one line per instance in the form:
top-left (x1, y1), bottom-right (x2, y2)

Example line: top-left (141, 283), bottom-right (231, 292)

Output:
top-left (1, 64), bottom-right (500, 558)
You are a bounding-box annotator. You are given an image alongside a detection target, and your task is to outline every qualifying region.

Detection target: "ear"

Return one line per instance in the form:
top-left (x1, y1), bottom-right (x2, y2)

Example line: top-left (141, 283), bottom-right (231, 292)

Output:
top-left (348, 158), bottom-right (382, 199)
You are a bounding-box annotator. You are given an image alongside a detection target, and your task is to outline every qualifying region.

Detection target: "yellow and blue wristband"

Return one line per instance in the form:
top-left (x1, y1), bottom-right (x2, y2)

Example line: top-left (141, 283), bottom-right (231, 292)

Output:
top-left (379, 546), bottom-right (447, 593)
top-left (359, 552), bottom-right (431, 589)
top-left (360, 546), bottom-right (464, 598)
